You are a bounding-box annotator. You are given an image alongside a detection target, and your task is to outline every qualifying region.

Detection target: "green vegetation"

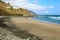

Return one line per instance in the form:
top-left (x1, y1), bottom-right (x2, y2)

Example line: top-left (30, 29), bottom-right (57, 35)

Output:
top-left (0, 1), bottom-right (33, 16)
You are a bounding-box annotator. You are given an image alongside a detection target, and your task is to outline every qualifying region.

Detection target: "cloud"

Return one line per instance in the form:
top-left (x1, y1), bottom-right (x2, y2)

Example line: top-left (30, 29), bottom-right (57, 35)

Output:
top-left (2, 0), bottom-right (28, 2)
top-left (2, 0), bottom-right (54, 14)
top-left (49, 6), bottom-right (54, 8)
top-left (33, 0), bottom-right (39, 3)
top-left (45, 11), bottom-right (49, 13)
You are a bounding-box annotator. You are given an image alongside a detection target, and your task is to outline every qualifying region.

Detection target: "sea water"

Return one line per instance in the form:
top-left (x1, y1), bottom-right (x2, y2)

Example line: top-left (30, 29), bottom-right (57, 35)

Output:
top-left (32, 15), bottom-right (60, 24)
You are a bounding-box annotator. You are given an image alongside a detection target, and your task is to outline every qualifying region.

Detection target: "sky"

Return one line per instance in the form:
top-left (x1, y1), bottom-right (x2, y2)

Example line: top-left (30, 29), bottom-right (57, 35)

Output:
top-left (2, 0), bottom-right (60, 15)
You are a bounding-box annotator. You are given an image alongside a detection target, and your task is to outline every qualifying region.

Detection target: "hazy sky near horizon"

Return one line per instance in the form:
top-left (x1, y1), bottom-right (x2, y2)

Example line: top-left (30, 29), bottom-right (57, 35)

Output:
top-left (2, 0), bottom-right (60, 15)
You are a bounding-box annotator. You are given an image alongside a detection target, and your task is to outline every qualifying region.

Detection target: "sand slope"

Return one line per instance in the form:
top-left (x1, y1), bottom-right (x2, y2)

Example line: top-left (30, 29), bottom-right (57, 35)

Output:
top-left (1, 17), bottom-right (60, 40)
top-left (8, 17), bottom-right (60, 40)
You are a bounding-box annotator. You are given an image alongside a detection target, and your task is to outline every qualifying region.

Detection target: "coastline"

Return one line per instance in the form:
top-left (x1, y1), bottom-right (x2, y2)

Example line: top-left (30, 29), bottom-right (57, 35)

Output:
top-left (0, 17), bottom-right (60, 40)
top-left (28, 17), bottom-right (60, 25)
top-left (10, 17), bottom-right (60, 32)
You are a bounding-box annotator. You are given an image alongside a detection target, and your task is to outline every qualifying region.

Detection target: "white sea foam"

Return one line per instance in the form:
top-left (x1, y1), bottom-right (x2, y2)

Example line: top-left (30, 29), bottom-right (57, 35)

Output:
top-left (49, 17), bottom-right (60, 20)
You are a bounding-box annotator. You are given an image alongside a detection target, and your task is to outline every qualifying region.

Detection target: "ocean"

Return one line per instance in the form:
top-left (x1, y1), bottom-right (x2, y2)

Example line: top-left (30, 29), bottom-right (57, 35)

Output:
top-left (32, 15), bottom-right (60, 24)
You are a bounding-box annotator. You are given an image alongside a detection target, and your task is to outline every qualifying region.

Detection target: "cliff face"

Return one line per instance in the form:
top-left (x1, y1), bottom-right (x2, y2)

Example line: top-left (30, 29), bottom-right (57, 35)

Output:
top-left (0, 1), bottom-right (33, 16)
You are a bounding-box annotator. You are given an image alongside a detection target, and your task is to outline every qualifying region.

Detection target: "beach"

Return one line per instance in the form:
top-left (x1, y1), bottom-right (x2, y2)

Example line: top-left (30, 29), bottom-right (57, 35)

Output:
top-left (0, 17), bottom-right (60, 40)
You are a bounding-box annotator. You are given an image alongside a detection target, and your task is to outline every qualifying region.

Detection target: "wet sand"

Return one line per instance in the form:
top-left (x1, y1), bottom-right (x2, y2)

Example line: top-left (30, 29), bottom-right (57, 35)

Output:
top-left (1, 17), bottom-right (60, 40)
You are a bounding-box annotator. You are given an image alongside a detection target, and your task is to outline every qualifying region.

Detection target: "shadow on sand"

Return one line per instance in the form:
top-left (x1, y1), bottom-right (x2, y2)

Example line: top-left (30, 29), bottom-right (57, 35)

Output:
top-left (0, 16), bottom-right (42, 40)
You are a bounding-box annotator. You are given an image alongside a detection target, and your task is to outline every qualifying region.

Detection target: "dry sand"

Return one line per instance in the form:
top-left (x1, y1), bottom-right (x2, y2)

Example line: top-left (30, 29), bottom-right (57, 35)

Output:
top-left (8, 17), bottom-right (60, 40)
top-left (1, 17), bottom-right (60, 40)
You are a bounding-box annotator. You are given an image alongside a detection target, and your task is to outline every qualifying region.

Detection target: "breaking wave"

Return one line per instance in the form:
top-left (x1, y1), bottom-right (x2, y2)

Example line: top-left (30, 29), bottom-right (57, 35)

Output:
top-left (49, 17), bottom-right (60, 20)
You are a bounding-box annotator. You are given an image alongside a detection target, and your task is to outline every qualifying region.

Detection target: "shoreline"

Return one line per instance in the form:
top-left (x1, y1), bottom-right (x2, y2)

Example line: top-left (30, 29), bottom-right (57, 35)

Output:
top-left (0, 16), bottom-right (60, 40)
top-left (28, 17), bottom-right (60, 26)
top-left (11, 17), bottom-right (60, 39)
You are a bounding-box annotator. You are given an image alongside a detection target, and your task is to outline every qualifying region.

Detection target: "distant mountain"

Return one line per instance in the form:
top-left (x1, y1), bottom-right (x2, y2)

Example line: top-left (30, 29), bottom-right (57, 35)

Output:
top-left (0, 1), bottom-right (34, 16)
top-left (29, 10), bottom-right (37, 15)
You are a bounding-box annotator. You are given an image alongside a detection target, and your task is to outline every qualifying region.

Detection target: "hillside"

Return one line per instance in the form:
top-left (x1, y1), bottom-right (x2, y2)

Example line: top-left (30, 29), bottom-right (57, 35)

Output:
top-left (0, 1), bottom-right (33, 16)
